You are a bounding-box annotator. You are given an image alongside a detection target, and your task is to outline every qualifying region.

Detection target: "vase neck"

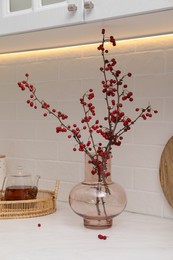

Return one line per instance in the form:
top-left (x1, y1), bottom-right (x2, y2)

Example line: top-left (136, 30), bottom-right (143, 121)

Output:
top-left (84, 153), bottom-right (112, 184)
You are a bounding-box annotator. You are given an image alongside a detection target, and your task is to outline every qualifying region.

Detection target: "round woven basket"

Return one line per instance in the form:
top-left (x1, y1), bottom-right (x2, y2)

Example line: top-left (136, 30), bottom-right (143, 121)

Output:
top-left (0, 180), bottom-right (59, 219)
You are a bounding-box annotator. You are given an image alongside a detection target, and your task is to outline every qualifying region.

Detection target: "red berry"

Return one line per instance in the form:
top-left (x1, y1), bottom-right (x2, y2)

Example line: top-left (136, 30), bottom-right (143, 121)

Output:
top-left (98, 234), bottom-right (103, 239)
top-left (142, 114), bottom-right (146, 120)
top-left (106, 172), bottom-right (111, 177)
top-left (98, 234), bottom-right (108, 240)
top-left (127, 72), bottom-right (132, 77)
top-left (102, 29), bottom-right (105, 34)
top-left (38, 223), bottom-right (41, 227)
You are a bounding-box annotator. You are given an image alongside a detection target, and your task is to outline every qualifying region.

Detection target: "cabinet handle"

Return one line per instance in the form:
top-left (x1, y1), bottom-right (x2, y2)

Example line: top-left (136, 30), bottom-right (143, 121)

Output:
top-left (84, 1), bottom-right (94, 9)
top-left (68, 4), bottom-right (77, 12)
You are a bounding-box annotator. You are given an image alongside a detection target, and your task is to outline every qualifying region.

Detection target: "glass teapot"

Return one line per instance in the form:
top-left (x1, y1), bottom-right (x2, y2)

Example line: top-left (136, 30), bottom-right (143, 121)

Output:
top-left (2, 166), bottom-right (40, 201)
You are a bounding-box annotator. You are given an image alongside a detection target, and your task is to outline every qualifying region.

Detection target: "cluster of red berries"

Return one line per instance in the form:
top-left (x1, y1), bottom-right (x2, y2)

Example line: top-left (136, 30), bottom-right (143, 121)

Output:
top-left (88, 153), bottom-right (111, 176)
top-left (98, 234), bottom-right (108, 240)
top-left (122, 91), bottom-right (133, 102)
top-left (97, 29), bottom-right (116, 53)
top-left (135, 107), bottom-right (158, 120)
top-left (56, 126), bottom-right (67, 133)
top-left (17, 28), bottom-right (158, 181)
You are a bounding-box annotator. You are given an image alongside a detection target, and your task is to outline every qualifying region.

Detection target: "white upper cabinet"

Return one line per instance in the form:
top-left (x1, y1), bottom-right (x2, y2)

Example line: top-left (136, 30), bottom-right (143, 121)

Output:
top-left (0, 0), bottom-right (173, 36)
top-left (0, 0), bottom-right (83, 36)
top-left (84, 0), bottom-right (173, 22)
top-left (0, 0), bottom-right (173, 53)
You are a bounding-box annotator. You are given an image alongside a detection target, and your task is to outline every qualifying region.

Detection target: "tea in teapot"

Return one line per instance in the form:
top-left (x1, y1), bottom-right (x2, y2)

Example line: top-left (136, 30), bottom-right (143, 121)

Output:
top-left (2, 166), bottom-right (40, 201)
top-left (4, 185), bottom-right (38, 201)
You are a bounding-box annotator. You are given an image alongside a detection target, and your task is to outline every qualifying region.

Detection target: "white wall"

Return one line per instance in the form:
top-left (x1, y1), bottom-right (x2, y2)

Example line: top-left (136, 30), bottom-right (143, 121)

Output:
top-left (0, 34), bottom-right (173, 219)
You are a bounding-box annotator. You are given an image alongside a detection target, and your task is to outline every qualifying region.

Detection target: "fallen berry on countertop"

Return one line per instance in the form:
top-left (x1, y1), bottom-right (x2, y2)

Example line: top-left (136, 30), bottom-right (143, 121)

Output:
top-left (98, 234), bottom-right (108, 240)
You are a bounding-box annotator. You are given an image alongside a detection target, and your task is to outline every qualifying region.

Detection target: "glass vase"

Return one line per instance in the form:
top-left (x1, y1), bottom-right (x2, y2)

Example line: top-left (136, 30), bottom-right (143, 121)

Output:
top-left (69, 154), bottom-right (127, 229)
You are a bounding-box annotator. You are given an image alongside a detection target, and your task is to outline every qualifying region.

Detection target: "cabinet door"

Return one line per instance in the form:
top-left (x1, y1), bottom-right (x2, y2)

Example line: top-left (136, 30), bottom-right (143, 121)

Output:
top-left (0, 0), bottom-right (83, 36)
top-left (84, 0), bottom-right (173, 22)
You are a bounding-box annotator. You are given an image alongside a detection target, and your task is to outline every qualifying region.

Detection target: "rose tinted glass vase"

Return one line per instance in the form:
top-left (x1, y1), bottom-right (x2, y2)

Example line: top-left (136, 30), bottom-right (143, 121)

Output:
top-left (69, 154), bottom-right (127, 229)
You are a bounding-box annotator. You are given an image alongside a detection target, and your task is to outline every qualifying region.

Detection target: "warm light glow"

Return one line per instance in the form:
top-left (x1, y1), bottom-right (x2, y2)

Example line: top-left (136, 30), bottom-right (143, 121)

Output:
top-left (118, 32), bottom-right (173, 43)
top-left (0, 33), bottom-right (173, 58)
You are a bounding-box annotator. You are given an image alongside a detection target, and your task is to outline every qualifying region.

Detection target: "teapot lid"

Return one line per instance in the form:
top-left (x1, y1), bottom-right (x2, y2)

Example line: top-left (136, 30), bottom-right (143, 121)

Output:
top-left (17, 165), bottom-right (24, 175)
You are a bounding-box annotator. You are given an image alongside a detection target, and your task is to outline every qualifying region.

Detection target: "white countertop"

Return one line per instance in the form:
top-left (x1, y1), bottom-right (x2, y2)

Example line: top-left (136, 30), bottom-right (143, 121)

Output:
top-left (0, 202), bottom-right (173, 260)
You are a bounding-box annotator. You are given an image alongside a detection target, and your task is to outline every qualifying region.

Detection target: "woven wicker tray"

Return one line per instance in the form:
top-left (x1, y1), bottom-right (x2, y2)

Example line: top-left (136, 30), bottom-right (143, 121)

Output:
top-left (0, 180), bottom-right (59, 219)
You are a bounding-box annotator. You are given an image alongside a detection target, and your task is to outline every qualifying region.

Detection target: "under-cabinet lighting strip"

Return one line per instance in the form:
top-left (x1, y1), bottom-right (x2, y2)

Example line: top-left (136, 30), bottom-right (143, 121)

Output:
top-left (0, 32), bottom-right (173, 57)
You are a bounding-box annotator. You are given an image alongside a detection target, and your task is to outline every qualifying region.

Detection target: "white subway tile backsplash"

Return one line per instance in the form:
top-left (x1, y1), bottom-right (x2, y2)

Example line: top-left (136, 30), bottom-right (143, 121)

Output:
top-left (36, 80), bottom-right (83, 101)
top-left (15, 140), bottom-right (58, 160)
top-left (125, 190), bottom-right (163, 217)
top-left (134, 168), bottom-right (161, 193)
top-left (0, 84), bottom-right (18, 102)
top-left (166, 50), bottom-right (173, 72)
top-left (0, 102), bottom-right (16, 120)
top-left (36, 160), bottom-right (82, 182)
top-left (35, 121), bottom-right (60, 141)
top-left (58, 141), bottom-right (83, 163)
top-left (133, 122), bottom-right (173, 145)
top-left (117, 51), bottom-right (165, 76)
top-left (112, 165), bottom-right (133, 189)
top-left (0, 120), bottom-right (35, 139)
top-left (163, 199), bottom-right (173, 219)
top-left (16, 101), bottom-right (45, 120)
top-left (81, 78), bottom-right (109, 99)
top-left (164, 98), bottom-right (173, 121)
top-left (0, 34), bottom-right (173, 219)
top-left (56, 100), bottom-right (84, 121)
top-left (59, 57), bottom-right (102, 80)
top-left (0, 140), bottom-right (15, 157)
top-left (58, 181), bottom-right (77, 202)
top-left (16, 60), bottom-right (59, 82)
top-left (112, 144), bottom-right (162, 169)
top-left (0, 65), bottom-right (16, 83)
top-left (134, 73), bottom-right (173, 98)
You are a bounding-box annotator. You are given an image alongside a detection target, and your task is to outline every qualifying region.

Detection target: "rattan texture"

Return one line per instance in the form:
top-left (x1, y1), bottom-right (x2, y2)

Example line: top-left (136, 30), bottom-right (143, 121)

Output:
top-left (0, 180), bottom-right (59, 219)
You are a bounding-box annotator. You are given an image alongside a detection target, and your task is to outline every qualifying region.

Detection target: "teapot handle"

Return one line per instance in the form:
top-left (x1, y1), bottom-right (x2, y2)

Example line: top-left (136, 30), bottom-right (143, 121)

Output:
top-left (34, 175), bottom-right (40, 188)
top-left (1, 176), bottom-right (7, 199)
top-left (54, 180), bottom-right (60, 200)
